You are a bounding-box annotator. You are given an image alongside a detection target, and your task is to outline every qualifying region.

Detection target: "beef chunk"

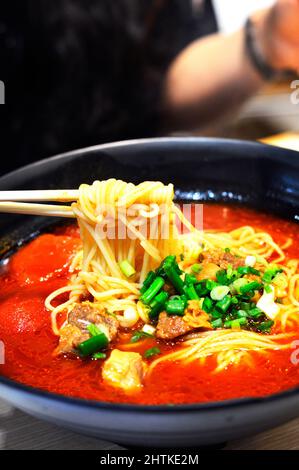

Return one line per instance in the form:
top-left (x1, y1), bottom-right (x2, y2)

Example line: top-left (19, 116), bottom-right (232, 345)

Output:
top-left (55, 303), bottom-right (119, 356)
top-left (54, 324), bottom-right (89, 356)
top-left (156, 312), bottom-right (194, 340)
top-left (68, 303), bottom-right (119, 341)
top-left (201, 249), bottom-right (244, 270)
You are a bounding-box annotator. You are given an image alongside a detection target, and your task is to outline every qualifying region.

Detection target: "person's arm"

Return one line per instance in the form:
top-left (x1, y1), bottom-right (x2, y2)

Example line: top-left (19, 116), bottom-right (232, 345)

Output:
top-left (163, 0), bottom-right (299, 131)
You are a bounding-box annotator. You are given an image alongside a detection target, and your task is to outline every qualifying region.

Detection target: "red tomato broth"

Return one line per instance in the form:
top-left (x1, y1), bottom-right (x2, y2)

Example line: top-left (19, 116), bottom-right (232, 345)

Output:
top-left (1, 204), bottom-right (299, 405)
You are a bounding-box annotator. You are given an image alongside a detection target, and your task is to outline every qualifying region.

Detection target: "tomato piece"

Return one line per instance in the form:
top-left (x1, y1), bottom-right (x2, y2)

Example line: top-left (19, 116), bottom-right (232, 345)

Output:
top-left (0, 294), bottom-right (49, 335)
top-left (10, 234), bottom-right (81, 284)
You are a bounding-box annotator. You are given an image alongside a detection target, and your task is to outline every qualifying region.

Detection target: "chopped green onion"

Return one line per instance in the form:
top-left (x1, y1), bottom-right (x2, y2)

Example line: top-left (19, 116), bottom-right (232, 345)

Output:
top-left (195, 281), bottom-right (209, 297)
top-left (159, 256), bottom-right (185, 294)
top-left (78, 333), bottom-right (109, 357)
top-left (140, 271), bottom-right (156, 293)
top-left (258, 320), bottom-right (274, 332)
top-left (144, 347), bottom-right (161, 359)
top-left (149, 291), bottom-right (169, 319)
top-left (93, 352), bottom-right (106, 360)
top-left (215, 295), bottom-right (231, 313)
top-left (211, 310), bottom-right (222, 319)
top-left (236, 310), bottom-right (248, 319)
top-left (216, 270), bottom-right (229, 286)
top-left (240, 281), bottom-right (262, 295)
top-left (248, 307), bottom-right (263, 318)
top-left (119, 260), bottom-right (136, 278)
top-left (165, 297), bottom-right (186, 316)
top-left (232, 278), bottom-right (249, 294)
top-left (224, 247), bottom-right (231, 253)
top-left (140, 276), bottom-right (165, 305)
top-left (226, 264), bottom-right (233, 279)
top-left (130, 330), bottom-right (154, 343)
top-left (87, 323), bottom-right (103, 337)
top-left (225, 317), bottom-right (247, 329)
top-left (237, 266), bottom-right (260, 276)
top-left (206, 280), bottom-right (218, 291)
top-left (210, 285), bottom-right (230, 301)
top-left (239, 301), bottom-right (251, 311)
top-left (191, 263), bottom-right (202, 274)
top-left (185, 273), bottom-right (198, 285)
top-left (211, 318), bottom-right (223, 329)
top-left (262, 266), bottom-right (283, 284)
top-left (202, 297), bottom-right (213, 313)
top-left (183, 284), bottom-right (199, 300)
top-left (264, 284), bottom-right (272, 294)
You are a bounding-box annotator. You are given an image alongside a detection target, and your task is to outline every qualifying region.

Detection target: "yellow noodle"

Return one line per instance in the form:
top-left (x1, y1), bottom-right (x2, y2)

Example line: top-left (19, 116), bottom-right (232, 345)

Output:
top-left (45, 178), bottom-right (299, 375)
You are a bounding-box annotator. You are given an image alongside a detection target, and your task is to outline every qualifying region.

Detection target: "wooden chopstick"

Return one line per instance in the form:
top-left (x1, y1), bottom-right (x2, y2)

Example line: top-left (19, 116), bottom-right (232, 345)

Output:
top-left (0, 202), bottom-right (75, 218)
top-left (0, 189), bottom-right (79, 202)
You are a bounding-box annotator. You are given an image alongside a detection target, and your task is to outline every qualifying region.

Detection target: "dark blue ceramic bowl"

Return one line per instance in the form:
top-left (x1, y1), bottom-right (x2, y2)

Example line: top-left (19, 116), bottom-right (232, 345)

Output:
top-left (0, 137), bottom-right (299, 447)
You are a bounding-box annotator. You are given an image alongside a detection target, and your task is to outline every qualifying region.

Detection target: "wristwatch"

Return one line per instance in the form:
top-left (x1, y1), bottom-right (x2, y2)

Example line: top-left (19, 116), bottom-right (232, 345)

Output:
top-left (245, 18), bottom-right (292, 81)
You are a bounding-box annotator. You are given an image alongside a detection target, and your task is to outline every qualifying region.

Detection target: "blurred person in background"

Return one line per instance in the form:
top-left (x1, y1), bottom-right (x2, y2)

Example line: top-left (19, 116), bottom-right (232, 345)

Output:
top-left (0, 0), bottom-right (299, 173)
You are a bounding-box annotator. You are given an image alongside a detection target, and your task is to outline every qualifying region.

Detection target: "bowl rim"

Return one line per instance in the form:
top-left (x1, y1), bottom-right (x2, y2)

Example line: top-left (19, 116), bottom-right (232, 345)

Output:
top-left (1, 374), bottom-right (299, 413)
top-left (1, 136), bottom-right (299, 186)
top-left (1, 136), bottom-right (299, 413)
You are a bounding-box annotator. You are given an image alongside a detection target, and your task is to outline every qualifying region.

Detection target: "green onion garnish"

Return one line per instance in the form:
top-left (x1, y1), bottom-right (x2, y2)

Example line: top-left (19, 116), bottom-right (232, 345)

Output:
top-left (87, 323), bottom-right (103, 337)
top-left (144, 347), bottom-right (161, 359)
top-left (191, 263), bottom-right (202, 274)
top-left (232, 278), bottom-right (249, 293)
top-left (119, 260), bottom-right (136, 278)
top-left (210, 285), bottom-right (230, 301)
top-left (185, 273), bottom-right (198, 285)
top-left (140, 276), bottom-right (165, 305)
top-left (130, 330), bottom-right (154, 343)
top-left (258, 320), bottom-right (274, 332)
top-left (140, 271), bottom-right (156, 293)
top-left (93, 352), bottom-right (107, 360)
top-left (248, 307), bottom-right (263, 318)
top-left (225, 317), bottom-right (247, 329)
top-left (165, 297), bottom-right (186, 316)
top-left (240, 281), bottom-right (262, 295)
top-left (202, 296), bottom-right (213, 313)
top-left (262, 266), bottom-right (283, 284)
top-left (157, 256), bottom-right (185, 294)
top-left (148, 291), bottom-right (169, 319)
top-left (216, 270), bottom-right (229, 286)
top-left (78, 333), bottom-right (109, 357)
top-left (206, 280), bottom-right (218, 291)
top-left (264, 284), bottom-right (272, 294)
top-left (237, 266), bottom-right (260, 276)
top-left (195, 281), bottom-right (209, 297)
top-left (183, 284), bottom-right (199, 300)
top-left (211, 310), bottom-right (222, 319)
top-left (215, 295), bottom-right (231, 313)
top-left (211, 318), bottom-right (223, 329)
top-left (236, 310), bottom-right (248, 319)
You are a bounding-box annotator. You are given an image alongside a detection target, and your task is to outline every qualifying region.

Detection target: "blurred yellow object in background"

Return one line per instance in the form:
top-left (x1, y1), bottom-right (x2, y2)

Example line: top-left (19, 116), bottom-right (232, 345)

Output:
top-left (261, 132), bottom-right (299, 152)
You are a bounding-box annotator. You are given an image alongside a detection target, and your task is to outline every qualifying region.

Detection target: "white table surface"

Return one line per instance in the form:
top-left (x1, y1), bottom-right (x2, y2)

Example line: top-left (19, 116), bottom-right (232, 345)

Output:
top-left (1, 398), bottom-right (299, 450)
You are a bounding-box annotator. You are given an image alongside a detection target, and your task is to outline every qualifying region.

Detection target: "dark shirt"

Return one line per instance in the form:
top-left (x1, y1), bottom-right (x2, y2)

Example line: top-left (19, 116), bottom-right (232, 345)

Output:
top-left (0, 0), bottom-right (217, 174)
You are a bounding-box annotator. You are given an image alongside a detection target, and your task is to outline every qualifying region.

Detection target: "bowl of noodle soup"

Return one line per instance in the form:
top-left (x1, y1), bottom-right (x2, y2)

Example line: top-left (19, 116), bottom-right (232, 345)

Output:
top-left (0, 137), bottom-right (299, 447)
